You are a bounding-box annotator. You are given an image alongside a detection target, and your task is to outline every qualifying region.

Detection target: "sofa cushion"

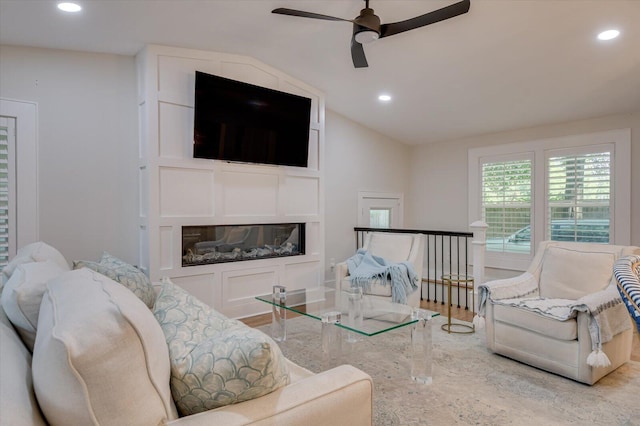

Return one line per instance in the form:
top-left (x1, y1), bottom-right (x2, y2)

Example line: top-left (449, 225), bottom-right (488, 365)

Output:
top-left (539, 246), bottom-right (616, 299)
top-left (32, 269), bottom-right (178, 426)
top-left (74, 252), bottom-right (155, 308)
top-left (153, 280), bottom-right (290, 416)
top-left (0, 260), bottom-right (67, 350)
top-left (0, 303), bottom-right (47, 426)
top-left (1, 241), bottom-right (69, 285)
top-left (493, 302), bottom-right (578, 341)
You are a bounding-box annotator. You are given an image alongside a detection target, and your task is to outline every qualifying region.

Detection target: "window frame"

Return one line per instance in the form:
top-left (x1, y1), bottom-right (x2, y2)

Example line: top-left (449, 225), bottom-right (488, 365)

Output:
top-left (469, 129), bottom-right (631, 271)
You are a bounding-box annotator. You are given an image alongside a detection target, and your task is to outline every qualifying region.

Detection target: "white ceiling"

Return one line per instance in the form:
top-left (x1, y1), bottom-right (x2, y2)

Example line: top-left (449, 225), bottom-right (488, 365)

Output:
top-left (1, 0), bottom-right (639, 145)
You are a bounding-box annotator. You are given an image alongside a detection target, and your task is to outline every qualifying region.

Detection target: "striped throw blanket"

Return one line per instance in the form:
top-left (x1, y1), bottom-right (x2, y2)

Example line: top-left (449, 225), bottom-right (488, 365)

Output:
top-left (614, 255), bottom-right (640, 334)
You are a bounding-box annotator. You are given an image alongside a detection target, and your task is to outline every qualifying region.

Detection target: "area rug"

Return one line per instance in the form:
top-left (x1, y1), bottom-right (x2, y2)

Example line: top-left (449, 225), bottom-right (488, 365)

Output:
top-left (259, 316), bottom-right (640, 425)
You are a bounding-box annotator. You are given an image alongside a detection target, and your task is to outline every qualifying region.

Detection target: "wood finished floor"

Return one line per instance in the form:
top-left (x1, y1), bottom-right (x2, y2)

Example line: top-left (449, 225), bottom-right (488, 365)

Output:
top-left (240, 299), bottom-right (640, 362)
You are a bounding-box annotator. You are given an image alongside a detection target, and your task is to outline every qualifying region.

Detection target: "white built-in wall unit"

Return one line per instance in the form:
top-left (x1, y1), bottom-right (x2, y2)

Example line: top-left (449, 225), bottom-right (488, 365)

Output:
top-left (136, 45), bottom-right (325, 318)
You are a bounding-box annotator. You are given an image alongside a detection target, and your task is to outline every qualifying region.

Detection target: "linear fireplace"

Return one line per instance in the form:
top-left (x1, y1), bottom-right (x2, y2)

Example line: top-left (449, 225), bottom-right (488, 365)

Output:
top-left (182, 223), bottom-right (305, 266)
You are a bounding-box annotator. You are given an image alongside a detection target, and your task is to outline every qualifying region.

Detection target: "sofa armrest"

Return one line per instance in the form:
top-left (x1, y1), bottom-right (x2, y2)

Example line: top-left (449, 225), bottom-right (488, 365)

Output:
top-left (164, 364), bottom-right (373, 426)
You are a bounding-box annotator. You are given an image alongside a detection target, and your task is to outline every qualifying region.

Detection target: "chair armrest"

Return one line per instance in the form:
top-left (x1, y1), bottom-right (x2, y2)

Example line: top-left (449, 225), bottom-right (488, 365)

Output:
top-left (481, 272), bottom-right (539, 301)
top-left (335, 262), bottom-right (350, 290)
top-left (164, 365), bottom-right (373, 426)
top-left (478, 272), bottom-right (539, 316)
top-left (574, 285), bottom-right (632, 341)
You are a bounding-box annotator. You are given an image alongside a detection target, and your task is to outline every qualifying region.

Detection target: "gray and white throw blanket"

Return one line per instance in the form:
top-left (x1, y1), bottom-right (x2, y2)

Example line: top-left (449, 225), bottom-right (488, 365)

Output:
top-left (475, 273), bottom-right (631, 368)
top-left (346, 249), bottom-right (419, 305)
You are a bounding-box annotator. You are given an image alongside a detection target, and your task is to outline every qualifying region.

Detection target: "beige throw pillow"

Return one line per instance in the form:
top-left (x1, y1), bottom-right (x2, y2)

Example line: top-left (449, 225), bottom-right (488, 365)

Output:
top-left (32, 269), bottom-right (178, 425)
top-left (1, 241), bottom-right (69, 285)
top-left (0, 260), bottom-right (67, 350)
top-left (539, 246), bottom-right (616, 299)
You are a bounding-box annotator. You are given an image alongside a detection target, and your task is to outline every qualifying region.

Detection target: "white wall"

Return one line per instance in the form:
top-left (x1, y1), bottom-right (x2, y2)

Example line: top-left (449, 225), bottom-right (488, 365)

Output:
top-left (408, 111), bottom-right (640, 246)
top-left (324, 110), bottom-right (412, 283)
top-left (4, 44), bottom-right (637, 288)
top-left (0, 45), bottom-right (138, 263)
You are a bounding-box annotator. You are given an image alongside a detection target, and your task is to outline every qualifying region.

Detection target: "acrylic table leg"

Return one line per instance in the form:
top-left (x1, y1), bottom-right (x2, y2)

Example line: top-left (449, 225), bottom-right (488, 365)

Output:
top-left (321, 311), bottom-right (342, 367)
top-left (271, 285), bottom-right (287, 342)
top-left (411, 313), bottom-right (433, 385)
top-left (271, 301), bottom-right (287, 342)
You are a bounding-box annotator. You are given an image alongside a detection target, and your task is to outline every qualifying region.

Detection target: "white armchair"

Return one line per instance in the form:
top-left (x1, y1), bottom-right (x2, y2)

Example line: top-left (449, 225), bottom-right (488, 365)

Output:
top-left (335, 232), bottom-right (425, 308)
top-left (478, 241), bottom-right (640, 385)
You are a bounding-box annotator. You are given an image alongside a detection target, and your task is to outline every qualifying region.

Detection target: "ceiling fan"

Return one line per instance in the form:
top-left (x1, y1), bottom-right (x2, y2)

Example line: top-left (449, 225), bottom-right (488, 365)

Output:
top-left (272, 0), bottom-right (471, 68)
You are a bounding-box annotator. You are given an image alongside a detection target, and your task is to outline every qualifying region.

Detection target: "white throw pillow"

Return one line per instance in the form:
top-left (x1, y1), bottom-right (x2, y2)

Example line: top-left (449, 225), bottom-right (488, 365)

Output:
top-left (32, 269), bottom-right (178, 425)
top-left (539, 246), bottom-right (616, 299)
top-left (1, 242), bottom-right (69, 284)
top-left (0, 260), bottom-right (67, 351)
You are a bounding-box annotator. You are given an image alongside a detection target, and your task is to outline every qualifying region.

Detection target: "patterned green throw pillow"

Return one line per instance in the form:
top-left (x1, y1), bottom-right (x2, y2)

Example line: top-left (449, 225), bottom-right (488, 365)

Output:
top-left (73, 252), bottom-right (155, 308)
top-left (153, 279), bottom-right (290, 416)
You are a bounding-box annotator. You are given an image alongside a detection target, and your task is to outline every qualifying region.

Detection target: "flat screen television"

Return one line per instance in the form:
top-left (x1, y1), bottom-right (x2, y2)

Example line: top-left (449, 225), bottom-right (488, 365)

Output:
top-left (193, 71), bottom-right (312, 168)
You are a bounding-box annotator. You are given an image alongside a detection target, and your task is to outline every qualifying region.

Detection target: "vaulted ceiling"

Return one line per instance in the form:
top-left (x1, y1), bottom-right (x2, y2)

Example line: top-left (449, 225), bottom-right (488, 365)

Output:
top-left (1, 0), bottom-right (639, 145)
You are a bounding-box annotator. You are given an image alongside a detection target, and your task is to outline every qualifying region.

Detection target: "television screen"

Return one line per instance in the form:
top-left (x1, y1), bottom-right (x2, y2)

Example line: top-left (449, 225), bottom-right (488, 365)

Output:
top-left (193, 71), bottom-right (311, 167)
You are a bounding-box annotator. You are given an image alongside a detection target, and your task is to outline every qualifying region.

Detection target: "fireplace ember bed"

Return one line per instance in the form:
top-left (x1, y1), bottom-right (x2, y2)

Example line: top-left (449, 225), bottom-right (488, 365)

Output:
top-left (182, 223), bottom-right (305, 266)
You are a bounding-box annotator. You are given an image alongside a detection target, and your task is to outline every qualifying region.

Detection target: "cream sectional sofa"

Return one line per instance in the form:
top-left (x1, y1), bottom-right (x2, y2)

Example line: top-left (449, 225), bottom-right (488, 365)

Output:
top-left (0, 242), bottom-right (373, 426)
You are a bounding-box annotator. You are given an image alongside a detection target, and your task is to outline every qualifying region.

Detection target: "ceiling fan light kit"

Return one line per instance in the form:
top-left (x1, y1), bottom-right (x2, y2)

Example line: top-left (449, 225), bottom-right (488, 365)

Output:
top-left (354, 30), bottom-right (379, 44)
top-left (273, 0), bottom-right (471, 68)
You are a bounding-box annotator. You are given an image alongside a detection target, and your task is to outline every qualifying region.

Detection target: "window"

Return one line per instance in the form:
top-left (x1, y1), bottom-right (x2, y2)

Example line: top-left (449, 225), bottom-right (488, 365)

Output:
top-left (469, 129), bottom-right (631, 271)
top-left (482, 157), bottom-right (532, 255)
top-left (547, 150), bottom-right (611, 243)
top-left (369, 208), bottom-right (391, 228)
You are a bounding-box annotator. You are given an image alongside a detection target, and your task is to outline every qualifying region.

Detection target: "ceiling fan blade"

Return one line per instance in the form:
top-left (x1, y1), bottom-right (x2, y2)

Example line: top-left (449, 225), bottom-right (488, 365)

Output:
top-left (272, 8), bottom-right (352, 23)
top-left (351, 35), bottom-right (369, 68)
top-left (379, 0), bottom-right (470, 38)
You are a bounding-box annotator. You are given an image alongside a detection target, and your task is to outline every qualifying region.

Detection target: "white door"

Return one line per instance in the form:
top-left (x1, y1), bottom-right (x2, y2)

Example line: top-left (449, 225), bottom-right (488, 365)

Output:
top-left (357, 192), bottom-right (403, 228)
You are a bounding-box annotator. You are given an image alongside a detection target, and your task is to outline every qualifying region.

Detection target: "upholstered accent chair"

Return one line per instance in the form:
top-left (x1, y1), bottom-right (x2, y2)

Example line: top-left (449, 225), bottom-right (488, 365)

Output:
top-left (335, 232), bottom-right (425, 308)
top-left (478, 241), bottom-right (640, 385)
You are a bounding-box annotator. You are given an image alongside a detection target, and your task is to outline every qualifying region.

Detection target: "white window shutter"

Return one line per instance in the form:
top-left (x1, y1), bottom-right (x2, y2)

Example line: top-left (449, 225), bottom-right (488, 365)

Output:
top-left (481, 159), bottom-right (532, 254)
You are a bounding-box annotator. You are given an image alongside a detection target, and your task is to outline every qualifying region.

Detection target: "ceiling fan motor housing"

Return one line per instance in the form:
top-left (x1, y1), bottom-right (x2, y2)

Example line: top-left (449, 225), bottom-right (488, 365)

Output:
top-left (354, 8), bottom-right (381, 43)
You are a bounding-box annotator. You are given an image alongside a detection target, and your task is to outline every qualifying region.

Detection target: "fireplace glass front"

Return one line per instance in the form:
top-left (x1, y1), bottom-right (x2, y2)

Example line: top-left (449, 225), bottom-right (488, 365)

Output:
top-left (182, 223), bottom-right (305, 266)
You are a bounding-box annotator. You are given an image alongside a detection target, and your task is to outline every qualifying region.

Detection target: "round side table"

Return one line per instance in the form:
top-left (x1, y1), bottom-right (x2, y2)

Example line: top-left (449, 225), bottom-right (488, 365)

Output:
top-left (440, 274), bottom-right (475, 334)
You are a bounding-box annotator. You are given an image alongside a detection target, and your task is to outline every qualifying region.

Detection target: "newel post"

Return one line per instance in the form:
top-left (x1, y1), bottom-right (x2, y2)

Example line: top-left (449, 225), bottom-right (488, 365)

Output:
top-left (469, 220), bottom-right (488, 286)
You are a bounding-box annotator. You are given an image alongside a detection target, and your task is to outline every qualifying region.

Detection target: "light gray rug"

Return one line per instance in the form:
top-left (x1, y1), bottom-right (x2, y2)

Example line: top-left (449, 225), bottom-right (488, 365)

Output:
top-left (259, 316), bottom-right (640, 426)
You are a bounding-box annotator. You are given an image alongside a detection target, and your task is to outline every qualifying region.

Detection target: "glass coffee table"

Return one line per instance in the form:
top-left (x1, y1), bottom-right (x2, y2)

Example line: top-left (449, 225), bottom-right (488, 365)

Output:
top-left (256, 285), bottom-right (439, 384)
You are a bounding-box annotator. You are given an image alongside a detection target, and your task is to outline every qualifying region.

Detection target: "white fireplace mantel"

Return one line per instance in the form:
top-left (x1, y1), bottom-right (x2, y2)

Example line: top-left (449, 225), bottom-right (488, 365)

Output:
top-left (136, 45), bottom-right (325, 318)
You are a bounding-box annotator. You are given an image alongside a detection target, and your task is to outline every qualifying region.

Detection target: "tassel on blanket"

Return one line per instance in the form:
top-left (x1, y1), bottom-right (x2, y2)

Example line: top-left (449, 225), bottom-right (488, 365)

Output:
top-left (586, 349), bottom-right (611, 368)
top-left (472, 314), bottom-right (485, 330)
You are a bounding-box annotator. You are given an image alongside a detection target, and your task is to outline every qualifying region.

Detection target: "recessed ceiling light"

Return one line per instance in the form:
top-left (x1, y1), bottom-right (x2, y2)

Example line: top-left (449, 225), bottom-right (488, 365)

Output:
top-left (57, 2), bottom-right (82, 13)
top-left (378, 94), bottom-right (392, 102)
top-left (597, 29), bottom-right (620, 41)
